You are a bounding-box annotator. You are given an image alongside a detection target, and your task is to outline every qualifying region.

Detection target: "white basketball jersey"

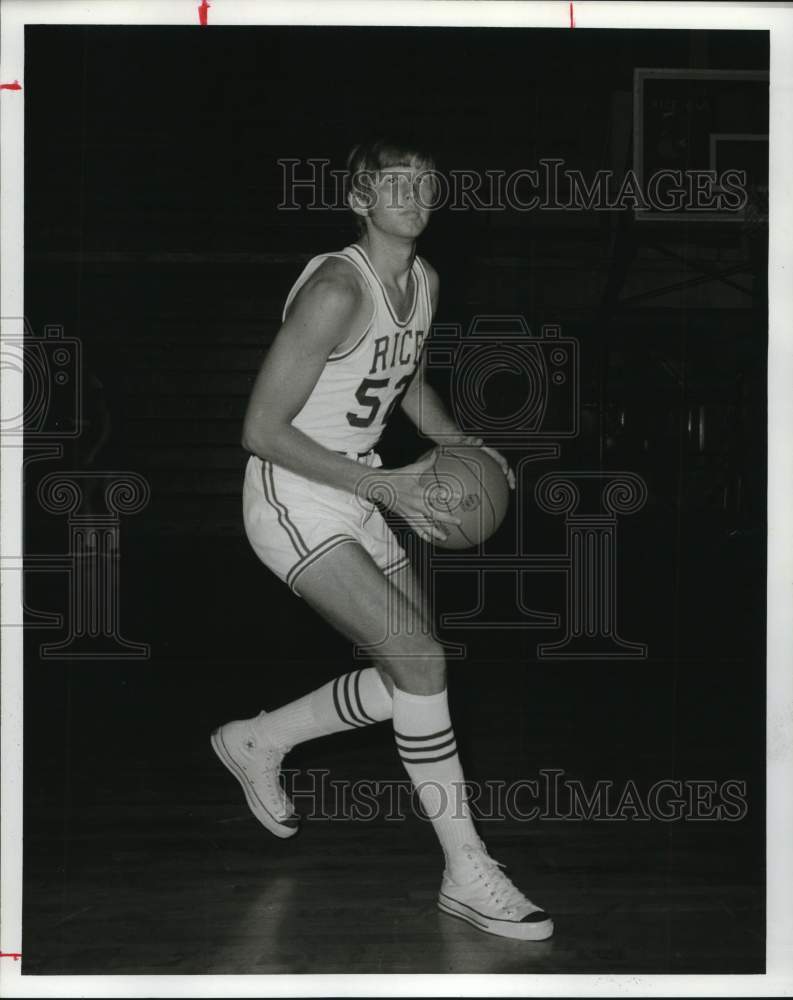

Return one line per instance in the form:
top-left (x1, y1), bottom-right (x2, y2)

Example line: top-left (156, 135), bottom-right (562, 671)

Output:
top-left (284, 243), bottom-right (432, 453)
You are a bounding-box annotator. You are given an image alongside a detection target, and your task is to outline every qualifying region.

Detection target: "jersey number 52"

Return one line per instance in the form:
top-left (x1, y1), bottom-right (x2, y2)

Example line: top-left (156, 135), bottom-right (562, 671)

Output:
top-left (346, 374), bottom-right (412, 428)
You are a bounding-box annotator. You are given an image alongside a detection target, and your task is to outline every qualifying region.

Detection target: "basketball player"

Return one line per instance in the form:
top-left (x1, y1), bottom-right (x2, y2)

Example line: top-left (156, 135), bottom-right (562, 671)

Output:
top-left (212, 139), bottom-right (553, 941)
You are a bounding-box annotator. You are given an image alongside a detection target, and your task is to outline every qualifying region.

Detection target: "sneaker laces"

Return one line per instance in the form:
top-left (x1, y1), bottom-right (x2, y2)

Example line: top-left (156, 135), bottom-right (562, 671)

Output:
top-left (247, 739), bottom-right (295, 818)
top-left (459, 844), bottom-right (532, 916)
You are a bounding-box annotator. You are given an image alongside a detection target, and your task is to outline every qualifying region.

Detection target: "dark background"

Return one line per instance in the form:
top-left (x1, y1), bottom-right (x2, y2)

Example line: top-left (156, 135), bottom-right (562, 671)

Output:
top-left (22, 26), bottom-right (767, 975)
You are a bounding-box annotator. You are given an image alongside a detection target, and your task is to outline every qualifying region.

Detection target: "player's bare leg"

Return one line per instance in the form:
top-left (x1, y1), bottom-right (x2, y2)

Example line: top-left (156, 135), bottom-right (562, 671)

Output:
top-left (369, 559), bottom-right (432, 695)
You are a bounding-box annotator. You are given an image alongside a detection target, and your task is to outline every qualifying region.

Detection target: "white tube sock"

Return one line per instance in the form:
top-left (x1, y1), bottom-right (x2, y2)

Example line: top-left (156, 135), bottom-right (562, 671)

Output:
top-left (392, 686), bottom-right (481, 867)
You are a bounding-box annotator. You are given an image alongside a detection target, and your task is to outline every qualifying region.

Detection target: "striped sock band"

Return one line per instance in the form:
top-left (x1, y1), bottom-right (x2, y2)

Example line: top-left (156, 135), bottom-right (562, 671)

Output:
top-left (394, 725), bottom-right (458, 764)
top-left (330, 669), bottom-right (386, 728)
top-left (257, 667), bottom-right (392, 749)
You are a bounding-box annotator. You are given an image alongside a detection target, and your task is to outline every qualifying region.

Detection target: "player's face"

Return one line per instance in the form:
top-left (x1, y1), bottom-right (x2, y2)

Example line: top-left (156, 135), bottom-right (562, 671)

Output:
top-left (364, 163), bottom-right (436, 240)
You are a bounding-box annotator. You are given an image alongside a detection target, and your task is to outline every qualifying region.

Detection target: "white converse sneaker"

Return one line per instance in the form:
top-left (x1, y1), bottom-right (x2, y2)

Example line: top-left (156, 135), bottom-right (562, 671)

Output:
top-left (211, 711), bottom-right (300, 839)
top-left (438, 842), bottom-right (554, 941)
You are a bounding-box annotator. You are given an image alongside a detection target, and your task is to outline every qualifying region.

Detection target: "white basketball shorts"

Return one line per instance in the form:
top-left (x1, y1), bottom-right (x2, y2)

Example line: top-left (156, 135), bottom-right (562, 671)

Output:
top-left (242, 451), bottom-right (409, 596)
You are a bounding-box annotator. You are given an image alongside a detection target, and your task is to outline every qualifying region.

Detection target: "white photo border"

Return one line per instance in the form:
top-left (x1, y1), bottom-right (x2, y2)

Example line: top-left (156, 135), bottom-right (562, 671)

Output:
top-left (2, 2), bottom-right (791, 997)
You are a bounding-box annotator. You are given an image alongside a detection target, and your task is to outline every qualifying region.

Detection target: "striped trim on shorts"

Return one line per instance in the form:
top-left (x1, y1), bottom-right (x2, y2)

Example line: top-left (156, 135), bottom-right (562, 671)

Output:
top-left (242, 454), bottom-right (409, 597)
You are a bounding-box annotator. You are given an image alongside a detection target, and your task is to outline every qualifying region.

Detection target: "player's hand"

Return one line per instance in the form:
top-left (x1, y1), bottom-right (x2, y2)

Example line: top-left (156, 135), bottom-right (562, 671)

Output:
top-left (366, 450), bottom-right (461, 543)
top-left (439, 434), bottom-right (516, 491)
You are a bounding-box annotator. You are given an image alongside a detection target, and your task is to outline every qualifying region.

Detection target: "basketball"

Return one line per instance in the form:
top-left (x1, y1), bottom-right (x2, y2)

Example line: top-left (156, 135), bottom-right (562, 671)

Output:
top-left (421, 446), bottom-right (510, 549)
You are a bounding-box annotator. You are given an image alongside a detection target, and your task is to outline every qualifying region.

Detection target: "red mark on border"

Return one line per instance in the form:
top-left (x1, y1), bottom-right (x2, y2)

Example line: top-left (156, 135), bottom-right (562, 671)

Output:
top-left (1, 952), bottom-right (22, 960)
top-left (198, 0), bottom-right (210, 25)
top-left (569, 2), bottom-right (575, 27)
top-left (1, 80), bottom-right (22, 90)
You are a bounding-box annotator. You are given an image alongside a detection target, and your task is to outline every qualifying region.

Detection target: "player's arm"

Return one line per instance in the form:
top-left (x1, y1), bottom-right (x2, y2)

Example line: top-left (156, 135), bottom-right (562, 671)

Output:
top-left (241, 270), bottom-right (379, 497)
top-left (400, 258), bottom-right (516, 489)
